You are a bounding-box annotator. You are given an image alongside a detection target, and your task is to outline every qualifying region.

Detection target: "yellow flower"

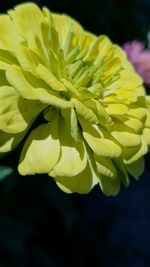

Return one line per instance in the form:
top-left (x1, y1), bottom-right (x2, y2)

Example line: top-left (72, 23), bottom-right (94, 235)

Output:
top-left (0, 3), bottom-right (150, 196)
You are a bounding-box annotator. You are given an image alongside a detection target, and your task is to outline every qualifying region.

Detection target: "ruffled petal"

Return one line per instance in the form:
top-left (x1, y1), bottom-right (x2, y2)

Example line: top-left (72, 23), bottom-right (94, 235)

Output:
top-left (8, 3), bottom-right (43, 37)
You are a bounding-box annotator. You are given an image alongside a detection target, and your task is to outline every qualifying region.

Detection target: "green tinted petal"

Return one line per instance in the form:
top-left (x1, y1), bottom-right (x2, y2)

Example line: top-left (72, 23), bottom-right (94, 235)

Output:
top-left (98, 175), bottom-right (121, 196)
top-left (126, 157), bottom-right (144, 180)
top-left (0, 129), bottom-right (27, 152)
top-left (72, 98), bottom-right (98, 124)
top-left (123, 139), bottom-right (147, 164)
top-left (113, 159), bottom-right (129, 187)
top-left (124, 117), bottom-right (143, 133)
top-left (95, 154), bottom-right (117, 179)
top-left (0, 49), bottom-right (18, 70)
top-left (85, 99), bottom-right (113, 126)
top-left (61, 108), bottom-right (79, 141)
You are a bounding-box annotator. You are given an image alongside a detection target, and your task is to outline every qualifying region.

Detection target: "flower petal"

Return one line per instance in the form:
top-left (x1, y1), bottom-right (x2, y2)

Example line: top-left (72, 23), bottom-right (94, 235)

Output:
top-left (36, 64), bottom-right (66, 92)
top-left (0, 130), bottom-right (27, 153)
top-left (126, 157), bottom-right (144, 179)
top-left (8, 3), bottom-right (42, 37)
top-left (61, 108), bottom-right (79, 141)
top-left (0, 15), bottom-right (19, 50)
top-left (6, 65), bottom-right (37, 99)
top-left (0, 86), bottom-right (28, 133)
top-left (72, 98), bottom-right (98, 124)
top-left (113, 159), bottom-right (129, 187)
top-left (55, 162), bottom-right (96, 194)
top-left (81, 121), bottom-right (121, 157)
top-left (94, 154), bottom-right (117, 179)
top-left (98, 175), bottom-right (121, 196)
top-left (50, 117), bottom-right (87, 177)
top-left (111, 131), bottom-right (141, 147)
top-left (36, 87), bottom-right (73, 109)
top-left (18, 111), bottom-right (60, 175)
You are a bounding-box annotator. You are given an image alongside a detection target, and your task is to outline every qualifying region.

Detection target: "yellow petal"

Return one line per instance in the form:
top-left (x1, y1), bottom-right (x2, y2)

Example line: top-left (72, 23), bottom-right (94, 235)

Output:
top-left (15, 45), bottom-right (39, 73)
top-left (94, 36), bottom-right (112, 64)
top-left (9, 3), bottom-right (42, 38)
top-left (0, 86), bottom-right (45, 133)
top-left (81, 122), bottom-right (121, 157)
top-left (0, 15), bottom-right (20, 50)
top-left (124, 117), bottom-right (143, 133)
top-left (127, 108), bottom-right (146, 121)
top-left (111, 131), bottom-right (141, 147)
top-left (18, 111), bottom-right (60, 175)
top-left (143, 128), bottom-right (150, 145)
top-left (105, 103), bottom-right (128, 115)
top-left (52, 13), bottom-right (86, 49)
top-left (0, 86), bottom-right (27, 133)
top-left (84, 133), bottom-right (121, 157)
top-left (54, 144), bottom-right (98, 193)
top-left (36, 87), bottom-right (73, 109)
top-left (109, 69), bottom-right (142, 91)
top-left (6, 65), bottom-right (37, 99)
top-left (36, 64), bottom-right (66, 92)
top-left (55, 162), bottom-right (96, 194)
top-left (50, 117), bottom-right (87, 177)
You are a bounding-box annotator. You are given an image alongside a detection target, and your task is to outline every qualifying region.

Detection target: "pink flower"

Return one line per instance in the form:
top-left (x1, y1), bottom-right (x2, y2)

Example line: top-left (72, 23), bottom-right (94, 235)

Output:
top-left (123, 41), bottom-right (150, 86)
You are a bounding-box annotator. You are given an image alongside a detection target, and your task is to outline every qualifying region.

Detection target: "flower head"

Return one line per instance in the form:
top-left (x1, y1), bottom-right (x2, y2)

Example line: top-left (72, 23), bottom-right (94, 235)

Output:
top-left (0, 3), bottom-right (150, 196)
top-left (123, 41), bottom-right (150, 86)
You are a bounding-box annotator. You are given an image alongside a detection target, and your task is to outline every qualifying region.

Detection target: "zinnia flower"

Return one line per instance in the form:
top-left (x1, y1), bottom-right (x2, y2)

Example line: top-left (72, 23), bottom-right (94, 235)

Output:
top-left (0, 3), bottom-right (150, 196)
top-left (123, 41), bottom-right (150, 87)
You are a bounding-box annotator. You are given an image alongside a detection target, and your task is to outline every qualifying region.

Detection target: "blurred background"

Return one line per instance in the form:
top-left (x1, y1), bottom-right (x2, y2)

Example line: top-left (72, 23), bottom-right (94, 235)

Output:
top-left (0, 0), bottom-right (150, 266)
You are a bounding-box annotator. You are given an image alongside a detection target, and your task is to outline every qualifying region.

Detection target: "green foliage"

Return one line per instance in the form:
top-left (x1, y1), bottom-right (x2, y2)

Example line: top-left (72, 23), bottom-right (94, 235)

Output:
top-left (0, 165), bottom-right (13, 182)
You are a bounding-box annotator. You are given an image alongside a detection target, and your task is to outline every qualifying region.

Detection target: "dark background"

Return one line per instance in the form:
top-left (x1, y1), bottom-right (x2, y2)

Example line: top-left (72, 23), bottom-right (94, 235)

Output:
top-left (0, 1), bottom-right (150, 266)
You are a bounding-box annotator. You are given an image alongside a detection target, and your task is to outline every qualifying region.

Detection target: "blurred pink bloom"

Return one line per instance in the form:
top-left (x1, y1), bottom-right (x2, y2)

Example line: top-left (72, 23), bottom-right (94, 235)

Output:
top-left (123, 41), bottom-right (150, 86)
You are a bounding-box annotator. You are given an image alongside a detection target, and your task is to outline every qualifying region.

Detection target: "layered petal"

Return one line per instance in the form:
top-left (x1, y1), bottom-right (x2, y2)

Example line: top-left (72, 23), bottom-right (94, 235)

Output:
top-left (18, 111), bottom-right (60, 175)
top-left (0, 3), bottom-right (149, 196)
